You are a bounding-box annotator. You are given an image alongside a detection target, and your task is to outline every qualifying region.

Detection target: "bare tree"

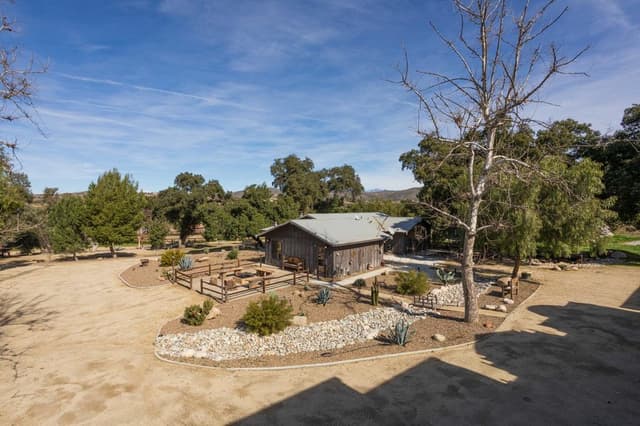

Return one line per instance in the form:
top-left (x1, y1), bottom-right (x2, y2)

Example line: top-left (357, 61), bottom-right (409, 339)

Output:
top-left (398, 0), bottom-right (586, 323)
top-left (0, 10), bottom-right (46, 151)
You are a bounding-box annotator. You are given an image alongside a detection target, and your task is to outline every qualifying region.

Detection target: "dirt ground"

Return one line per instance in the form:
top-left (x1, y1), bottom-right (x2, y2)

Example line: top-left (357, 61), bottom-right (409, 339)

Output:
top-left (0, 256), bottom-right (638, 425)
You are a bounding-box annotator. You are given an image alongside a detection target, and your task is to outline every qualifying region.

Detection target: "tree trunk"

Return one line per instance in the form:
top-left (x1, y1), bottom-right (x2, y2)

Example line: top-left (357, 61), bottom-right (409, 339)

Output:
top-left (73, 252), bottom-right (78, 261)
top-left (110, 243), bottom-right (117, 258)
top-left (511, 253), bottom-right (521, 279)
top-left (461, 229), bottom-right (479, 323)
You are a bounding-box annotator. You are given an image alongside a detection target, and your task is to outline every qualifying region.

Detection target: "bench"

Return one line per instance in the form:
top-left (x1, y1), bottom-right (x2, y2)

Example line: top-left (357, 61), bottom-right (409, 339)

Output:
top-left (283, 256), bottom-right (304, 272)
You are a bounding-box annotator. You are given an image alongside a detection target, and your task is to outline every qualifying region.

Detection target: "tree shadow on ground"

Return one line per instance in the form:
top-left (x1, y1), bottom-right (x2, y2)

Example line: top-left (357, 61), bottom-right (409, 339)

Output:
top-left (0, 259), bottom-right (37, 272)
top-left (233, 301), bottom-right (640, 425)
top-left (0, 293), bottom-right (59, 381)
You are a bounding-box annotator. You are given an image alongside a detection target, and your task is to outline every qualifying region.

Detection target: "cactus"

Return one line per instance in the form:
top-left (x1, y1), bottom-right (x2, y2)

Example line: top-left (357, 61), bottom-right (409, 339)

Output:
top-left (178, 255), bottom-right (193, 271)
top-left (437, 268), bottom-right (455, 285)
top-left (390, 319), bottom-right (412, 346)
top-left (316, 287), bottom-right (331, 306)
top-left (370, 282), bottom-right (380, 306)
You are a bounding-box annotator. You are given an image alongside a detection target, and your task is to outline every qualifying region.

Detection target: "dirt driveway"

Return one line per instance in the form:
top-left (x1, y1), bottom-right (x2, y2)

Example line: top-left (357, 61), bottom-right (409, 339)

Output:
top-left (1, 259), bottom-right (638, 425)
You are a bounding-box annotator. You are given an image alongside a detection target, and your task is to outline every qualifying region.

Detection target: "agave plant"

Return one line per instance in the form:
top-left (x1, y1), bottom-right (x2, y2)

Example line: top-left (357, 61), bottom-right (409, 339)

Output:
top-left (178, 255), bottom-right (193, 271)
top-left (316, 287), bottom-right (331, 306)
top-left (390, 319), bottom-right (412, 346)
top-left (436, 268), bottom-right (455, 285)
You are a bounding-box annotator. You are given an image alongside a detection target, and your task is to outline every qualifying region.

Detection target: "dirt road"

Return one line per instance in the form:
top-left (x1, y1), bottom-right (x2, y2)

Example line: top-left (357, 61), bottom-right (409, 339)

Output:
top-left (1, 259), bottom-right (638, 425)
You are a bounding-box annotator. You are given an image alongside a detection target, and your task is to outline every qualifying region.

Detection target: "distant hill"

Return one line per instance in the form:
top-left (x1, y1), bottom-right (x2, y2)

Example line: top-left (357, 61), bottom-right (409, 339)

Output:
top-left (362, 187), bottom-right (421, 202)
top-left (231, 188), bottom-right (281, 199)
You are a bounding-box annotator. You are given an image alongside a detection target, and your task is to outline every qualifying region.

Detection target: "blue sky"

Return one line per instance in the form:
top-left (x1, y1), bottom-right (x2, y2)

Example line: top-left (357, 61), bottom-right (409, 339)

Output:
top-left (7, 0), bottom-right (640, 193)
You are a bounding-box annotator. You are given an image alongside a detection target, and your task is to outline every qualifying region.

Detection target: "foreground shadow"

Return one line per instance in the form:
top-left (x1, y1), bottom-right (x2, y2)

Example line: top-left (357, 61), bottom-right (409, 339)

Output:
top-left (0, 293), bottom-right (59, 380)
top-left (234, 302), bottom-right (640, 425)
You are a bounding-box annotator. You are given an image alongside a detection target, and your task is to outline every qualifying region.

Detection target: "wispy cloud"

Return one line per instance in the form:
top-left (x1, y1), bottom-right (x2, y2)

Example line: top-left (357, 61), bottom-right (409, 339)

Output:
top-left (55, 73), bottom-right (235, 107)
top-left (12, 0), bottom-right (640, 195)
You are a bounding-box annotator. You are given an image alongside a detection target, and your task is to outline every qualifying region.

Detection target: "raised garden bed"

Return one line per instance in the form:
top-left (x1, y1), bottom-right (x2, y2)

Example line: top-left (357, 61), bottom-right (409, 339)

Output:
top-left (155, 276), bottom-right (539, 368)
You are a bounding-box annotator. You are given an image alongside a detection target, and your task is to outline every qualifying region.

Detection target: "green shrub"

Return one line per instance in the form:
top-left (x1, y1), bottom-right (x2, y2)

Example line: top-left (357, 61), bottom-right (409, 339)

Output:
top-left (242, 294), bottom-right (293, 336)
top-left (160, 249), bottom-right (184, 267)
top-left (227, 249), bottom-right (239, 260)
top-left (182, 299), bottom-right (214, 326)
top-left (353, 278), bottom-right (366, 289)
top-left (396, 270), bottom-right (429, 295)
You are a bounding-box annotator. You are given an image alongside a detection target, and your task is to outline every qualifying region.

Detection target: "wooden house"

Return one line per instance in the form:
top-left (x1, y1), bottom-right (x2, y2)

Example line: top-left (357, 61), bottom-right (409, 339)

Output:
top-left (258, 213), bottom-right (427, 279)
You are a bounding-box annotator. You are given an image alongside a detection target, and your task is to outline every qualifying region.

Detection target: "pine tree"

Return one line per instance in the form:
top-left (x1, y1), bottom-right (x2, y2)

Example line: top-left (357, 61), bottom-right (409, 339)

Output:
top-left (85, 169), bottom-right (145, 257)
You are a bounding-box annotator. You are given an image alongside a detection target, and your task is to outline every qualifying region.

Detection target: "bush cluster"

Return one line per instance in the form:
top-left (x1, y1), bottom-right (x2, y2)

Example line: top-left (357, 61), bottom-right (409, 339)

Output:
top-left (183, 299), bottom-right (214, 326)
top-left (353, 278), bottom-right (366, 288)
top-left (160, 249), bottom-right (185, 267)
top-left (396, 270), bottom-right (429, 295)
top-left (226, 248), bottom-right (239, 260)
top-left (242, 294), bottom-right (293, 336)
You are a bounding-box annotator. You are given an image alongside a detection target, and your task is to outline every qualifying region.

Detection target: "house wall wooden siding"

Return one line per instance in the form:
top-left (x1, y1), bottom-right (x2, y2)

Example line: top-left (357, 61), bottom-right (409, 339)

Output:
top-left (329, 241), bottom-right (384, 277)
top-left (262, 223), bottom-right (384, 278)
top-left (263, 223), bottom-right (322, 276)
top-left (391, 223), bottom-right (430, 254)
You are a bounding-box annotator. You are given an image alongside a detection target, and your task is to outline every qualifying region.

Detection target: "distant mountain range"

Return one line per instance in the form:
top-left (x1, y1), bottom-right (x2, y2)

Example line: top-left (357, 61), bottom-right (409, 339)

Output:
top-left (361, 187), bottom-right (420, 201)
top-left (230, 187), bottom-right (421, 201)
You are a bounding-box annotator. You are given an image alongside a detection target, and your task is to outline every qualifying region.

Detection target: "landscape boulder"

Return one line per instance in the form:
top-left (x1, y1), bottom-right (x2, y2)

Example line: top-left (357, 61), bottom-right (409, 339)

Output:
top-left (206, 307), bottom-right (221, 320)
top-left (432, 333), bottom-right (446, 342)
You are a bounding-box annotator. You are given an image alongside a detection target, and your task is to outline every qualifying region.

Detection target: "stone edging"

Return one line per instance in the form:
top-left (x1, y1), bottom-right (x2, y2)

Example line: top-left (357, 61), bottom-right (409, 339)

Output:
top-left (152, 281), bottom-right (543, 371)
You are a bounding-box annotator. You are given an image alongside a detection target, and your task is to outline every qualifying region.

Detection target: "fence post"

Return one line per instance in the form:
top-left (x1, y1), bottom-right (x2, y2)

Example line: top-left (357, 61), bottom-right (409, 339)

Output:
top-left (237, 258), bottom-right (240, 268)
top-left (189, 276), bottom-right (193, 289)
top-left (307, 271), bottom-right (310, 283)
top-left (262, 279), bottom-right (266, 294)
top-left (199, 278), bottom-right (203, 294)
top-left (293, 271), bottom-right (296, 286)
top-left (208, 264), bottom-right (211, 276)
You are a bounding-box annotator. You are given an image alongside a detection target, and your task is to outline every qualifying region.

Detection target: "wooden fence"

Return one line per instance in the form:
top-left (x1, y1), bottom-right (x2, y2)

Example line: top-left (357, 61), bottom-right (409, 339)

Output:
top-left (171, 259), bottom-right (258, 290)
top-left (200, 271), bottom-right (309, 303)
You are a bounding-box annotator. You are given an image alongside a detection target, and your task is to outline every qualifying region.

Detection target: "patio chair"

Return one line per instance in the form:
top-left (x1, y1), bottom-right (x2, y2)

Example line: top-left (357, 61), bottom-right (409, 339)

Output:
top-left (498, 276), bottom-right (519, 298)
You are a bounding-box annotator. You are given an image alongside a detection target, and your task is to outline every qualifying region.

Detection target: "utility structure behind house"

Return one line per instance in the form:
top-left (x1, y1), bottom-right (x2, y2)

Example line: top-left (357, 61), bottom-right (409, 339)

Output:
top-left (258, 212), bottom-right (429, 279)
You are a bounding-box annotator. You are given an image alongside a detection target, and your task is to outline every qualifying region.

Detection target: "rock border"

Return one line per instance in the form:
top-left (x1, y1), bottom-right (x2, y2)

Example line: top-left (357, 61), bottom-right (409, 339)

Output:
top-left (152, 282), bottom-right (542, 371)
